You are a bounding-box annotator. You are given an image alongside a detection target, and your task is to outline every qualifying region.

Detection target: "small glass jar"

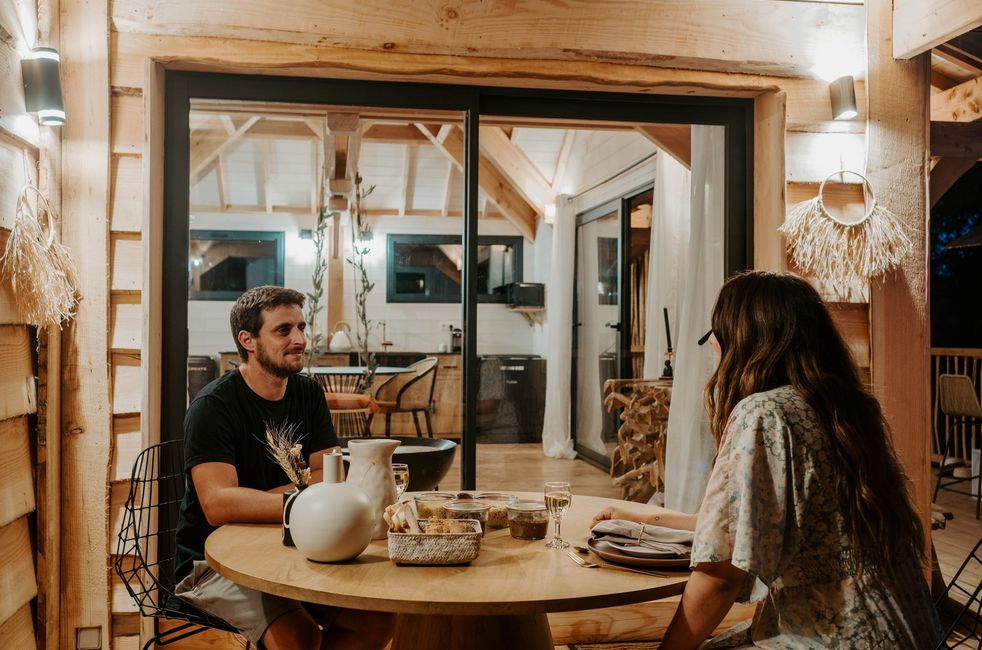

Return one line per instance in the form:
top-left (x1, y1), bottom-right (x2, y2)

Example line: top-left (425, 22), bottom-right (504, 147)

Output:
top-left (506, 501), bottom-right (549, 540)
top-left (413, 492), bottom-right (455, 519)
top-left (473, 492), bottom-right (517, 529)
top-left (443, 500), bottom-right (492, 535)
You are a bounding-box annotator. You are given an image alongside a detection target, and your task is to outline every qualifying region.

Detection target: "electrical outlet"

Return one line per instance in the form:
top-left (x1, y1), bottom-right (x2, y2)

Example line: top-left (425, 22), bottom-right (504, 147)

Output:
top-left (439, 321), bottom-right (455, 331)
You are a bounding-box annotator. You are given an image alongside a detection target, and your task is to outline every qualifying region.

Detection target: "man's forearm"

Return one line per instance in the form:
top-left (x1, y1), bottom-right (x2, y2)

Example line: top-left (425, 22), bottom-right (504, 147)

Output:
top-left (201, 486), bottom-right (284, 526)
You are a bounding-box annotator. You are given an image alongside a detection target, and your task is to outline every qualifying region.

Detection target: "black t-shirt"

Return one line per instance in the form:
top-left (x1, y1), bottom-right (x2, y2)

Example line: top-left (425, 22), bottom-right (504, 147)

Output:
top-left (174, 370), bottom-right (337, 581)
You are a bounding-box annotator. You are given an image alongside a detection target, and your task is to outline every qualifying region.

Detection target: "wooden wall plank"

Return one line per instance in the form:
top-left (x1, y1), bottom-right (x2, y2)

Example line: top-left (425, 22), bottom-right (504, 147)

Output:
top-left (0, 140), bottom-right (35, 232)
top-left (0, 517), bottom-right (38, 626)
top-left (112, 353), bottom-right (142, 415)
top-left (930, 120), bottom-right (982, 157)
top-left (0, 603), bottom-right (37, 650)
top-left (787, 181), bottom-right (866, 224)
top-left (0, 229), bottom-right (18, 325)
top-left (110, 32), bottom-right (865, 133)
top-left (0, 416), bottom-right (35, 528)
top-left (867, 0), bottom-right (933, 548)
top-left (0, 38), bottom-right (39, 150)
top-left (111, 294), bottom-right (143, 352)
top-left (110, 0), bottom-right (865, 78)
top-left (112, 93), bottom-right (144, 155)
top-left (893, 0), bottom-right (982, 59)
top-left (785, 132), bottom-right (866, 184)
top-left (0, 326), bottom-right (37, 419)
top-left (109, 480), bottom-right (130, 550)
top-left (112, 414), bottom-right (141, 482)
top-left (111, 155), bottom-right (144, 233)
top-left (111, 236), bottom-right (143, 292)
top-left (60, 0), bottom-right (112, 643)
top-left (753, 91), bottom-right (787, 272)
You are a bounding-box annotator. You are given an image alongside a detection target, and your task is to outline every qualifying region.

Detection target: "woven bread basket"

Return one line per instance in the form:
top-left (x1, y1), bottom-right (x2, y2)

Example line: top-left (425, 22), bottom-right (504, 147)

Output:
top-left (388, 519), bottom-right (482, 565)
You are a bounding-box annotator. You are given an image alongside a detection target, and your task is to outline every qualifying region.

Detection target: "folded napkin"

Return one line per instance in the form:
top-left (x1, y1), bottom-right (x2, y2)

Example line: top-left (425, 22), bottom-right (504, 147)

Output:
top-left (591, 519), bottom-right (693, 558)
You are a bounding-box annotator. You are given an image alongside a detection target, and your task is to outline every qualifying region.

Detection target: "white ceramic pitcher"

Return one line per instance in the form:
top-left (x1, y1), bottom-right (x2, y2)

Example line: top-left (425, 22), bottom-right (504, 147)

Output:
top-left (346, 438), bottom-right (401, 539)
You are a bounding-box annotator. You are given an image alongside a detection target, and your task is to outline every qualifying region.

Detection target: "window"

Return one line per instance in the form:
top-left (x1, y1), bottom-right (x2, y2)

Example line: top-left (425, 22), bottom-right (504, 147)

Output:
top-left (189, 230), bottom-right (285, 300)
top-left (386, 234), bottom-right (523, 303)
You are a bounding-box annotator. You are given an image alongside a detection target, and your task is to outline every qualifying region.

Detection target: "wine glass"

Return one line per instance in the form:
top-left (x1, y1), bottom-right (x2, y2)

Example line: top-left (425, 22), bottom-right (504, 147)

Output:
top-left (543, 481), bottom-right (572, 549)
top-left (392, 463), bottom-right (410, 501)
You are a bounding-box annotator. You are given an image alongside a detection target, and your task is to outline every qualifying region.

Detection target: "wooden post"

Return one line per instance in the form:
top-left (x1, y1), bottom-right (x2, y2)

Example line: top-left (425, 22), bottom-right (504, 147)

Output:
top-left (60, 0), bottom-right (112, 645)
top-left (865, 0), bottom-right (932, 546)
top-left (753, 91), bottom-right (787, 272)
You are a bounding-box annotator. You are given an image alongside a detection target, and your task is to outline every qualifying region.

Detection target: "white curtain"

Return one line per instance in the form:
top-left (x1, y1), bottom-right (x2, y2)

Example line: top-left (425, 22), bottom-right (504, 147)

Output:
top-left (662, 126), bottom-right (727, 513)
top-left (643, 153), bottom-right (691, 380)
top-left (540, 195), bottom-right (577, 458)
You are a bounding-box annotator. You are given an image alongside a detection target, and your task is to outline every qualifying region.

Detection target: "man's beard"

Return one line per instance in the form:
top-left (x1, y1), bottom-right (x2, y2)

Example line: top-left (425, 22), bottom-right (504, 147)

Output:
top-left (254, 340), bottom-right (304, 378)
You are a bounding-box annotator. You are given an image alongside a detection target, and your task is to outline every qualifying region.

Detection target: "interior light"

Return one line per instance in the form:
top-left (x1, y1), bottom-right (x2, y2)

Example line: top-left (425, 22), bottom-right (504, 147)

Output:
top-left (21, 47), bottom-right (65, 126)
top-left (829, 75), bottom-right (858, 121)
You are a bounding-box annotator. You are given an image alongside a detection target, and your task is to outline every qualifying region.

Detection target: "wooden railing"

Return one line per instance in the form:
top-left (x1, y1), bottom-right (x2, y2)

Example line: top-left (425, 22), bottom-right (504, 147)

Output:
top-left (931, 348), bottom-right (982, 463)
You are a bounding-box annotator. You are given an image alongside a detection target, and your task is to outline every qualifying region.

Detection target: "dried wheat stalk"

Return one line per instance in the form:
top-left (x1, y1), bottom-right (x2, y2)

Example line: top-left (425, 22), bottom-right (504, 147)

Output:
top-left (263, 420), bottom-right (311, 488)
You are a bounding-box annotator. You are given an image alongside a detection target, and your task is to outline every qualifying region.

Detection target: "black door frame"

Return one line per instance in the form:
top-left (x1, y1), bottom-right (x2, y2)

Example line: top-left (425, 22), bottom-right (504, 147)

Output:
top-left (161, 71), bottom-right (753, 490)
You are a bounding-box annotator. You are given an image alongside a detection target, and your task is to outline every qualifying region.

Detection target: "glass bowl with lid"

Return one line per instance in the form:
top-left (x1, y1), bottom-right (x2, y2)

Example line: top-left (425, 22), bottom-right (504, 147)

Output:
top-left (413, 491), bottom-right (455, 520)
top-left (506, 501), bottom-right (549, 540)
top-left (443, 500), bottom-right (492, 535)
top-left (472, 492), bottom-right (518, 529)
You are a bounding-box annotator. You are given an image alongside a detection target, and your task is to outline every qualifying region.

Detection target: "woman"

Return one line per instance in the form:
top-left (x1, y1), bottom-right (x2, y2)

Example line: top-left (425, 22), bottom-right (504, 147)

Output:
top-left (593, 271), bottom-right (940, 649)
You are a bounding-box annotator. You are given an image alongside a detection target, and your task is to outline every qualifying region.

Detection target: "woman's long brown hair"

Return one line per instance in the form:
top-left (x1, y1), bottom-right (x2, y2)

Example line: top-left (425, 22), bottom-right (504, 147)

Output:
top-left (703, 271), bottom-right (925, 577)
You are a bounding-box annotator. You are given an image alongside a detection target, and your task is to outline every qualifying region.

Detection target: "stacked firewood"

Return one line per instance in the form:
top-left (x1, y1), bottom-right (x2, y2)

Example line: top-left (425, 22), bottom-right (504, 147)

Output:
top-left (603, 379), bottom-right (672, 503)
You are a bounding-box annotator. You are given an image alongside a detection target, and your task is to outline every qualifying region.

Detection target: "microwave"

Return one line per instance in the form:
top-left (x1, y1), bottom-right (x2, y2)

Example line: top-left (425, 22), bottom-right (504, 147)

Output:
top-left (502, 282), bottom-right (544, 308)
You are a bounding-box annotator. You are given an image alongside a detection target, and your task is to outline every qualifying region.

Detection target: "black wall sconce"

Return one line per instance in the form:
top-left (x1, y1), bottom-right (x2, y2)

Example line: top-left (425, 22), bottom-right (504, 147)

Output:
top-left (21, 47), bottom-right (65, 126)
top-left (829, 75), bottom-right (858, 121)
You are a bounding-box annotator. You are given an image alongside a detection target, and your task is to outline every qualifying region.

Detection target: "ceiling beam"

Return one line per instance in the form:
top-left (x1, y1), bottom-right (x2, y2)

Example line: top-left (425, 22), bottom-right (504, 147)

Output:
top-left (931, 119), bottom-right (982, 157)
top-left (113, 0), bottom-right (864, 78)
top-left (190, 115), bottom-right (260, 182)
top-left (893, 0), bottom-right (982, 59)
top-left (931, 76), bottom-right (982, 122)
top-left (189, 203), bottom-right (315, 216)
top-left (326, 112), bottom-right (359, 212)
top-left (400, 144), bottom-right (414, 216)
top-left (263, 140), bottom-right (274, 214)
top-left (634, 124), bottom-right (691, 168)
top-left (416, 123), bottom-right (536, 241)
top-left (930, 157), bottom-right (977, 207)
top-left (442, 161), bottom-right (455, 217)
top-left (478, 125), bottom-right (554, 217)
top-left (362, 124), bottom-right (431, 144)
top-left (310, 140), bottom-right (321, 215)
top-left (551, 131), bottom-right (574, 194)
top-left (215, 156), bottom-right (227, 211)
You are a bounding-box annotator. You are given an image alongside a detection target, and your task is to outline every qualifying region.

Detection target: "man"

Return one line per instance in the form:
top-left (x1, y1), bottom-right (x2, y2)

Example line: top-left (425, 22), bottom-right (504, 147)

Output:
top-left (174, 285), bottom-right (393, 650)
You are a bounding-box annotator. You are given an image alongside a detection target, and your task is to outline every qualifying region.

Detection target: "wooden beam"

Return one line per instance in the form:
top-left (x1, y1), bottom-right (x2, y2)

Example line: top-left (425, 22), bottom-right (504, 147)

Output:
top-left (930, 157), bottom-right (977, 206)
top-left (551, 131), bottom-right (574, 193)
top-left (442, 161), bottom-right (455, 217)
top-left (310, 140), bottom-right (319, 215)
top-left (111, 0), bottom-right (865, 78)
top-left (931, 120), bottom-right (982, 157)
top-left (214, 156), bottom-right (227, 211)
top-left (190, 115), bottom-right (259, 181)
top-left (263, 139), bottom-right (274, 214)
top-left (417, 124), bottom-right (535, 241)
top-left (893, 0), bottom-right (982, 59)
top-left (363, 123), bottom-right (431, 145)
top-left (400, 144), bottom-right (413, 216)
top-left (112, 32), bottom-right (865, 132)
top-left (0, 416), bottom-right (34, 528)
top-left (327, 111), bottom-right (359, 136)
top-left (936, 41), bottom-right (982, 76)
top-left (189, 202), bottom-right (316, 215)
top-left (867, 0), bottom-right (933, 557)
top-left (931, 76), bottom-right (982, 122)
top-left (634, 124), bottom-right (691, 169)
top-left (753, 92), bottom-right (787, 272)
top-left (478, 126), bottom-right (554, 215)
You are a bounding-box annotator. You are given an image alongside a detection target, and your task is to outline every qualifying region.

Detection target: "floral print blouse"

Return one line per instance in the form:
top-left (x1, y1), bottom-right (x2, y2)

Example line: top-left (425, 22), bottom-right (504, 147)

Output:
top-left (692, 385), bottom-right (941, 649)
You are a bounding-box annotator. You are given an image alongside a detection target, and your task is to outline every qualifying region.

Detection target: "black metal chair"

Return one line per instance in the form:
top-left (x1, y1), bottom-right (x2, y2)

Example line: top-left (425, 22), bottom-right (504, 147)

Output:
top-left (113, 440), bottom-right (249, 649)
top-left (936, 535), bottom-right (982, 649)
top-left (934, 374), bottom-right (982, 519)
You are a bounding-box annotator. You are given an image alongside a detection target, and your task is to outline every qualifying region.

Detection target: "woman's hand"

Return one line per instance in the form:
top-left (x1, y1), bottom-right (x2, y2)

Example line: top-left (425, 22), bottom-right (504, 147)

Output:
top-left (590, 505), bottom-right (650, 528)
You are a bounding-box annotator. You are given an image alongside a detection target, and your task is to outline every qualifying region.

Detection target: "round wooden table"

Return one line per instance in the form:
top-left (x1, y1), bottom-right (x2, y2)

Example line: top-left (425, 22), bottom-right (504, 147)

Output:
top-left (205, 492), bottom-right (688, 649)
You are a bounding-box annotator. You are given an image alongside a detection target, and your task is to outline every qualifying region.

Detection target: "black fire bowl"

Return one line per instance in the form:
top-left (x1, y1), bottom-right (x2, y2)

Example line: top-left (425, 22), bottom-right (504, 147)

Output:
top-left (339, 436), bottom-right (458, 492)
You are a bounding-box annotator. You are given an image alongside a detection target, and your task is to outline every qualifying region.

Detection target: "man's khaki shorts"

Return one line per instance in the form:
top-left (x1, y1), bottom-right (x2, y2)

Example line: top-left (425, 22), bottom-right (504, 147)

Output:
top-left (175, 560), bottom-right (338, 644)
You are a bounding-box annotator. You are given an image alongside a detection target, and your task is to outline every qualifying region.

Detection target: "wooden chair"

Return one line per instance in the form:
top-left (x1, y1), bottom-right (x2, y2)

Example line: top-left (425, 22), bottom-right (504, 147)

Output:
top-left (934, 374), bottom-right (982, 519)
top-left (369, 357), bottom-right (439, 438)
top-left (114, 441), bottom-right (248, 649)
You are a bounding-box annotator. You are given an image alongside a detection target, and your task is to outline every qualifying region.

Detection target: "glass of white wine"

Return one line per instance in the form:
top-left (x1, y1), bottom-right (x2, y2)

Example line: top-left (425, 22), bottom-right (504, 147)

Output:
top-left (392, 463), bottom-right (410, 501)
top-left (544, 481), bottom-right (572, 549)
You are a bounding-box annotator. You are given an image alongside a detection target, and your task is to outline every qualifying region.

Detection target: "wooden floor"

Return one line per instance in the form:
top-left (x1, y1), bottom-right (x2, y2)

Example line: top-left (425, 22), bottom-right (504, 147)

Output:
top-left (931, 470), bottom-right (982, 607)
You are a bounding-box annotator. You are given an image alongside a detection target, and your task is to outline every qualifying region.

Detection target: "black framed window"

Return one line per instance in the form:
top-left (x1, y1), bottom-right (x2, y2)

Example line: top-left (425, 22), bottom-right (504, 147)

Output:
top-left (188, 230), bottom-right (285, 300)
top-left (386, 234), bottom-right (523, 303)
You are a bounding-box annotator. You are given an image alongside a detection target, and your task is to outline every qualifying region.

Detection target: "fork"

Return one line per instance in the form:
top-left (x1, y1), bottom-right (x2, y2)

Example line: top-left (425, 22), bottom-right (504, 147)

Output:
top-left (567, 548), bottom-right (668, 577)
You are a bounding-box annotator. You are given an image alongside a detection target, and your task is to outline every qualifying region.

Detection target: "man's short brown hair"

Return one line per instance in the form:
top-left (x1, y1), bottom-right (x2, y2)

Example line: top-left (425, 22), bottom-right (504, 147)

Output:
top-left (229, 286), bottom-right (305, 361)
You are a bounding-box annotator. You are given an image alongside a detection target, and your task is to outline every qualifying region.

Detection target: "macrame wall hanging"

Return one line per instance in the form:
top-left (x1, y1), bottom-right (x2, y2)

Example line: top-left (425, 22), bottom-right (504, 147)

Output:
top-left (1, 184), bottom-right (81, 328)
top-left (780, 170), bottom-right (911, 301)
